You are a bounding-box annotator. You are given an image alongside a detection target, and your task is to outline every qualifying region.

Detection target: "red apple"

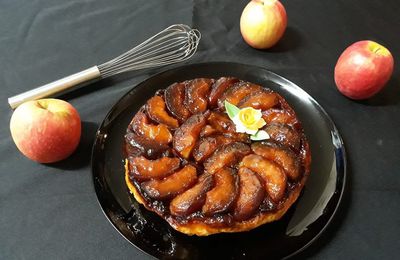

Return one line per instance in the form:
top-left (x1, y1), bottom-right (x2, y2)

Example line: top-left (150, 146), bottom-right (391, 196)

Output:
top-left (10, 99), bottom-right (81, 163)
top-left (240, 0), bottom-right (287, 49)
top-left (334, 40), bottom-right (394, 100)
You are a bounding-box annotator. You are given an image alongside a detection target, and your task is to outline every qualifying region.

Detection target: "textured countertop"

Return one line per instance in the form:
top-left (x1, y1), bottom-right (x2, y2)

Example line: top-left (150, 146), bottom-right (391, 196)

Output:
top-left (1, 0), bottom-right (399, 259)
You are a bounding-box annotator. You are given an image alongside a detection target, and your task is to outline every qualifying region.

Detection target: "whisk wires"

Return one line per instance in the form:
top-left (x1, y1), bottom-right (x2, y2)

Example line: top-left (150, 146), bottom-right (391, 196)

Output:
top-left (98, 24), bottom-right (201, 78)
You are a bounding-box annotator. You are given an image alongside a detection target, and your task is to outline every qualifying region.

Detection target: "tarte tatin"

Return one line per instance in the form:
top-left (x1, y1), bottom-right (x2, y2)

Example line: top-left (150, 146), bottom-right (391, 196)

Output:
top-left (124, 77), bottom-right (311, 236)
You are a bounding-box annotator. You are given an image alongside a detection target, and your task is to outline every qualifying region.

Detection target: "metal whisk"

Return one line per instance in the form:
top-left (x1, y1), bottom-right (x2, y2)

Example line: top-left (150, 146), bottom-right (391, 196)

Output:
top-left (8, 24), bottom-right (201, 109)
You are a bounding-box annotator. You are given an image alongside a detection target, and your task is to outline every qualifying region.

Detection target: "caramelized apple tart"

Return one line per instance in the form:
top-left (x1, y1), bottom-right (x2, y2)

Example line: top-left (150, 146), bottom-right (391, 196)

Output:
top-left (124, 77), bottom-right (311, 236)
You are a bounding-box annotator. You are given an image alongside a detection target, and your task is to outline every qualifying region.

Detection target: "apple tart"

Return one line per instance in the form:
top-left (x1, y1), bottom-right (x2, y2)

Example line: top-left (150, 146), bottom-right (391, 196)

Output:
top-left (124, 77), bottom-right (311, 236)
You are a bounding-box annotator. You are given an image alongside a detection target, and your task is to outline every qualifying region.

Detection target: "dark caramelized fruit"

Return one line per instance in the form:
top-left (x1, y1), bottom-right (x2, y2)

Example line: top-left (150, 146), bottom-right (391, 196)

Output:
top-left (173, 113), bottom-right (207, 159)
top-left (165, 82), bottom-right (191, 122)
top-left (130, 110), bottom-right (172, 145)
top-left (207, 112), bottom-right (250, 143)
top-left (128, 156), bottom-right (180, 181)
top-left (184, 78), bottom-right (213, 114)
top-left (146, 95), bottom-right (179, 129)
top-left (208, 77), bottom-right (239, 108)
top-left (202, 168), bottom-right (239, 215)
top-left (192, 135), bottom-right (241, 162)
top-left (241, 154), bottom-right (287, 202)
top-left (192, 136), bottom-right (219, 162)
top-left (199, 125), bottom-right (217, 137)
top-left (262, 108), bottom-right (298, 125)
top-left (238, 90), bottom-right (279, 110)
top-left (252, 142), bottom-right (301, 181)
top-left (125, 132), bottom-right (169, 159)
top-left (233, 167), bottom-right (265, 221)
top-left (141, 165), bottom-right (198, 200)
top-left (264, 123), bottom-right (301, 151)
top-left (207, 112), bottom-right (236, 133)
top-left (125, 77), bottom-right (311, 236)
top-left (204, 142), bottom-right (251, 174)
top-left (170, 174), bottom-right (214, 217)
top-left (217, 81), bottom-right (262, 108)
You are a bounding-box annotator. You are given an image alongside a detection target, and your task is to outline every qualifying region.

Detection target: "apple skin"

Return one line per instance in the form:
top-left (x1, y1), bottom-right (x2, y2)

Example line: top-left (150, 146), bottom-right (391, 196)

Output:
top-left (10, 99), bottom-right (81, 163)
top-left (240, 0), bottom-right (287, 49)
top-left (334, 40), bottom-right (394, 100)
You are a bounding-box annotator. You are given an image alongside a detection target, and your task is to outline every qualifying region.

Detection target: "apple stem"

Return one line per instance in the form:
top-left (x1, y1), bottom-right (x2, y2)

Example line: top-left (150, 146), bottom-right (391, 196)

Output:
top-left (36, 100), bottom-right (48, 110)
top-left (374, 47), bottom-right (381, 54)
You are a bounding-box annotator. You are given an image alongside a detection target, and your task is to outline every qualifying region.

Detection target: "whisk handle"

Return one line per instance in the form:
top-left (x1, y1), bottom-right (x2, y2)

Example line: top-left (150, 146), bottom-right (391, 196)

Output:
top-left (8, 66), bottom-right (101, 109)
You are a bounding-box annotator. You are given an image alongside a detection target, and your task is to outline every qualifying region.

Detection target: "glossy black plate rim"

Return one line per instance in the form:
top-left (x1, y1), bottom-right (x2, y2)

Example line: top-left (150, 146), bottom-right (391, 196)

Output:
top-left (91, 61), bottom-right (347, 259)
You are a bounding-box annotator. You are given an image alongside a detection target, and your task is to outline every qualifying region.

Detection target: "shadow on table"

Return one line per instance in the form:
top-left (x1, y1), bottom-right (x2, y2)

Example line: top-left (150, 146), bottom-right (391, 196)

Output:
top-left (292, 152), bottom-right (353, 259)
top-left (268, 27), bottom-right (304, 53)
top-left (354, 75), bottom-right (400, 107)
top-left (47, 121), bottom-right (99, 170)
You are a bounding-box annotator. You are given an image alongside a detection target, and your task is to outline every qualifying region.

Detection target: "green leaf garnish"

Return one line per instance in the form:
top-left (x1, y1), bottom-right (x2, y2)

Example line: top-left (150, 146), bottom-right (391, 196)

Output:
top-left (224, 101), bottom-right (240, 120)
top-left (250, 130), bottom-right (270, 141)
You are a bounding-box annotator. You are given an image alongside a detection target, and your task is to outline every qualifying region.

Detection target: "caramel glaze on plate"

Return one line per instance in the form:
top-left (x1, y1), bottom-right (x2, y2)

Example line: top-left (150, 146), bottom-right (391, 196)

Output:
top-left (124, 77), bottom-right (311, 236)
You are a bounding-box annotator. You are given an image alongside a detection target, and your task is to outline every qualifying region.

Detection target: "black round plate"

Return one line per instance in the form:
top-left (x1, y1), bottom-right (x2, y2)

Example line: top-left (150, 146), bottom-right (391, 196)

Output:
top-left (91, 62), bottom-right (346, 259)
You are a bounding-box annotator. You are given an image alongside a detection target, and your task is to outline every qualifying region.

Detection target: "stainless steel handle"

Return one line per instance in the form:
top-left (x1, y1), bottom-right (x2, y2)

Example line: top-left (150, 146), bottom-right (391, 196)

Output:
top-left (8, 66), bottom-right (101, 109)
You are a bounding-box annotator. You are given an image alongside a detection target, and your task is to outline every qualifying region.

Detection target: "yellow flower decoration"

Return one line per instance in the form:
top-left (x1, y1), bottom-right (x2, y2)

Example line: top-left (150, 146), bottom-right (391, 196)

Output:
top-left (224, 101), bottom-right (270, 141)
top-left (232, 107), bottom-right (266, 135)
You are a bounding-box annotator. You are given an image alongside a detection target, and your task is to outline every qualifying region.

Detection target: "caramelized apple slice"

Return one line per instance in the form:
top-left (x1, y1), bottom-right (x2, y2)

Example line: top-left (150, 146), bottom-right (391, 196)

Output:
top-left (241, 154), bottom-right (287, 202)
top-left (128, 156), bottom-right (180, 181)
top-left (184, 78), bottom-right (213, 114)
top-left (233, 167), bottom-right (265, 221)
top-left (199, 125), bottom-right (217, 137)
top-left (125, 132), bottom-right (170, 159)
top-left (146, 96), bottom-right (179, 129)
top-left (262, 108), bottom-right (298, 125)
top-left (170, 174), bottom-right (214, 216)
top-left (238, 90), bottom-right (279, 110)
top-left (173, 113), bottom-right (207, 159)
top-left (202, 168), bottom-right (239, 215)
top-left (207, 112), bottom-right (236, 133)
top-left (217, 81), bottom-right (262, 108)
top-left (264, 123), bottom-right (301, 151)
top-left (205, 113), bottom-right (251, 143)
top-left (192, 135), bottom-right (239, 162)
top-left (252, 142), bottom-right (301, 181)
top-left (192, 136), bottom-right (218, 162)
top-left (204, 142), bottom-right (251, 174)
top-left (165, 82), bottom-right (191, 122)
top-left (124, 141), bottom-right (143, 159)
top-left (130, 110), bottom-right (172, 145)
top-left (224, 132), bottom-right (251, 143)
top-left (141, 165), bottom-right (197, 200)
top-left (208, 77), bottom-right (239, 108)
